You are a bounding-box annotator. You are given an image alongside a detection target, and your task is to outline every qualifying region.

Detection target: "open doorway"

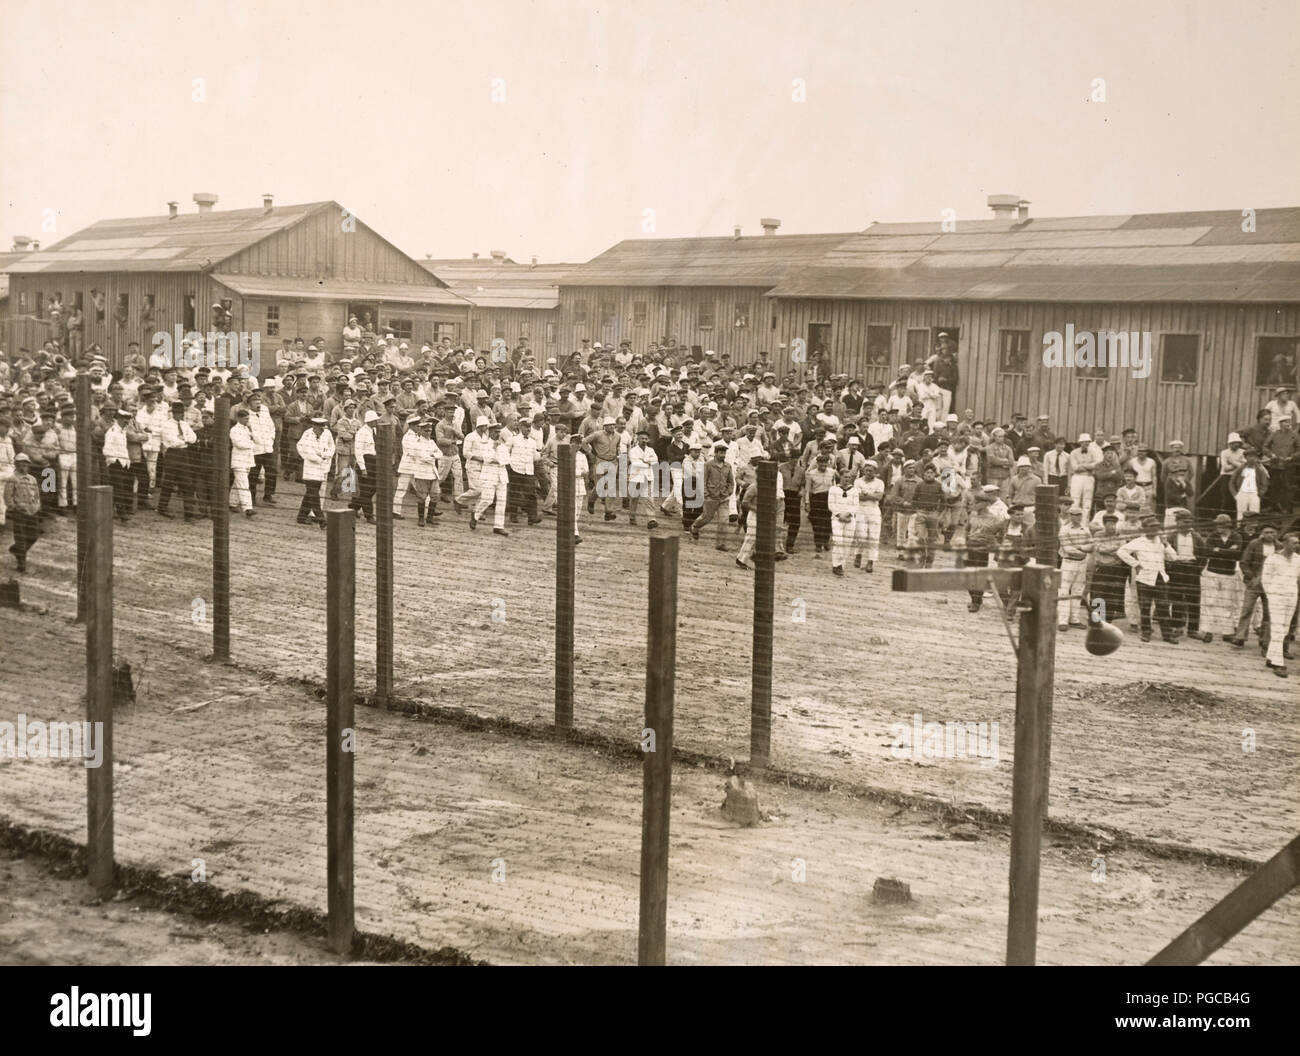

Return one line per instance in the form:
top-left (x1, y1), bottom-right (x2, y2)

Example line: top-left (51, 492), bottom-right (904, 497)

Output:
top-left (348, 302), bottom-right (379, 339)
top-left (931, 325), bottom-right (959, 357)
top-left (807, 323), bottom-right (831, 358)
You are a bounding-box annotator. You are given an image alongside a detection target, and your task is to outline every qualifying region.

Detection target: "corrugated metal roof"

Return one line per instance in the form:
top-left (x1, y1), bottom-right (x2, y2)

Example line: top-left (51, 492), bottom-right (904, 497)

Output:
top-left (211, 273), bottom-right (469, 307)
top-left (0, 251), bottom-right (29, 298)
top-left (4, 201), bottom-right (333, 273)
top-left (766, 261), bottom-right (1300, 302)
top-left (562, 232), bottom-right (861, 286)
top-left (768, 207), bottom-right (1300, 302)
top-left (421, 260), bottom-right (576, 309)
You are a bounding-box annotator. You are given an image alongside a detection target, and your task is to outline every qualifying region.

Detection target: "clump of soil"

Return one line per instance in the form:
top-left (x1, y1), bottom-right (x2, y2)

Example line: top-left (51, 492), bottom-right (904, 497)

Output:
top-left (1082, 681), bottom-right (1229, 716)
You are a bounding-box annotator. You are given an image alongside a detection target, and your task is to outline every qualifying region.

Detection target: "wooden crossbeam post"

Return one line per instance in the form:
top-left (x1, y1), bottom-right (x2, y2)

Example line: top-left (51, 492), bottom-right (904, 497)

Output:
top-left (750, 460), bottom-right (777, 767)
top-left (375, 423), bottom-right (395, 705)
top-left (1006, 560), bottom-right (1058, 965)
top-left (555, 440), bottom-right (576, 728)
top-left (86, 485), bottom-right (114, 897)
top-left (1148, 832), bottom-right (1300, 965)
top-left (326, 508), bottom-right (356, 955)
top-left (639, 535), bottom-right (678, 965)
top-left (892, 543), bottom-right (1062, 967)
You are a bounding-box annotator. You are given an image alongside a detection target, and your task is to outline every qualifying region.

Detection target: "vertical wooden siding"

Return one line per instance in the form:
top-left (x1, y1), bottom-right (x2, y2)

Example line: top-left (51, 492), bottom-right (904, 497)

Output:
top-left (7, 271), bottom-right (228, 370)
top-left (770, 297), bottom-right (1300, 454)
top-left (219, 208), bottom-right (436, 285)
top-left (556, 285), bottom-right (775, 362)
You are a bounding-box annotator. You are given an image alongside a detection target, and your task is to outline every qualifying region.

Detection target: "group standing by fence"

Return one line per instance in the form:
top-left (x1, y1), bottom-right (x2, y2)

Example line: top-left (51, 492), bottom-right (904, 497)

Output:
top-left (2, 335), bottom-right (1298, 672)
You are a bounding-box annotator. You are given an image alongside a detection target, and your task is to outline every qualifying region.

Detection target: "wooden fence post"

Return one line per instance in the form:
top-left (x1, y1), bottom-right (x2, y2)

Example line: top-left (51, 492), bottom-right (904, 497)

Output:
top-left (375, 423), bottom-right (394, 705)
top-left (326, 508), bottom-right (356, 955)
top-left (555, 439), bottom-right (576, 728)
top-left (750, 459), bottom-right (777, 767)
top-left (1005, 487), bottom-right (1060, 965)
top-left (1148, 832), bottom-right (1300, 965)
top-left (212, 395), bottom-right (230, 661)
top-left (639, 535), bottom-right (678, 966)
top-left (86, 485), bottom-right (114, 897)
top-left (1034, 483), bottom-right (1059, 567)
top-left (75, 373), bottom-right (92, 624)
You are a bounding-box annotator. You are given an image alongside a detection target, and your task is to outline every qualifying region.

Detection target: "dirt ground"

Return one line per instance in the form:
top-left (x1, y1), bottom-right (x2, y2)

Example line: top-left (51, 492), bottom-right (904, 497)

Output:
top-left (1, 601), bottom-right (1297, 965)
top-left (6, 488), bottom-right (1296, 865)
top-left (0, 848), bottom-right (361, 966)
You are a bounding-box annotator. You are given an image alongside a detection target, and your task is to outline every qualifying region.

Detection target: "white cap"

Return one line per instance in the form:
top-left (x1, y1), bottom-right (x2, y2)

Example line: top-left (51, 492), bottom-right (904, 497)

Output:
top-left (1168, 439), bottom-right (1185, 448)
top-left (1078, 432), bottom-right (1092, 443)
top-left (475, 415), bottom-right (490, 427)
top-left (1015, 455), bottom-right (1032, 467)
top-left (593, 342), bottom-right (603, 350)
top-left (602, 416), bottom-right (616, 426)
top-left (574, 383), bottom-right (586, 392)
top-left (848, 436), bottom-right (860, 444)
top-left (1227, 432), bottom-right (1243, 444)
top-left (364, 410), bottom-right (380, 423)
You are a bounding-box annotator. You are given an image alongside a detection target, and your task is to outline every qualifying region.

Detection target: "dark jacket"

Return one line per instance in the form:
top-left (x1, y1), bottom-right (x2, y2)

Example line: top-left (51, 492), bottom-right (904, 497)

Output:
top-left (1239, 537), bottom-right (1274, 585)
top-left (1204, 530), bottom-right (1244, 576)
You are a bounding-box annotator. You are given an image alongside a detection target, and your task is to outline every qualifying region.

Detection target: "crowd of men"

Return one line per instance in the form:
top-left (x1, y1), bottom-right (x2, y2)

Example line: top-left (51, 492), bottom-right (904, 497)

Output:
top-left (2, 327), bottom-right (1298, 675)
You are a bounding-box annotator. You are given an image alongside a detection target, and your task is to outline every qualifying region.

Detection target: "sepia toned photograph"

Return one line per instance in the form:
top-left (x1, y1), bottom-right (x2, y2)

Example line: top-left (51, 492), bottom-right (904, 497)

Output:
top-left (1, 0), bottom-right (1297, 1008)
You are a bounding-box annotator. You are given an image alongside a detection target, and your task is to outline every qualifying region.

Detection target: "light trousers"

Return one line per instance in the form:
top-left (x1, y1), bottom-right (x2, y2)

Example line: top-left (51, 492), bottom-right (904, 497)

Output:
top-left (231, 467), bottom-right (252, 512)
top-left (1058, 558), bottom-right (1089, 625)
top-left (57, 453), bottom-right (76, 507)
top-left (854, 504), bottom-right (882, 562)
top-left (1200, 570), bottom-right (1243, 636)
top-left (1265, 593), bottom-right (1298, 666)
top-left (456, 461), bottom-right (484, 504)
top-left (474, 475), bottom-right (507, 528)
top-left (830, 515), bottom-right (854, 568)
top-left (1069, 474), bottom-right (1095, 517)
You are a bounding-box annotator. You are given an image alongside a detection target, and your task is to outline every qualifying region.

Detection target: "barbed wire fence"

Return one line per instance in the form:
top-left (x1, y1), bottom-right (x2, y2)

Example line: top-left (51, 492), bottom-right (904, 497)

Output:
top-left (2, 381), bottom-right (1298, 962)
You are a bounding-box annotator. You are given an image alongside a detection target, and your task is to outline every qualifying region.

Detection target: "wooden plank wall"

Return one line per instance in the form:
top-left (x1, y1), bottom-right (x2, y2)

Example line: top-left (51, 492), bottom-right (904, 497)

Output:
top-left (7, 271), bottom-right (226, 370)
top-left (556, 285), bottom-right (775, 361)
top-left (770, 297), bottom-right (1300, 454)
top-left (219, 208), bottom-right (436, 285)
top-left (467, 307), bottom-right (562, 355)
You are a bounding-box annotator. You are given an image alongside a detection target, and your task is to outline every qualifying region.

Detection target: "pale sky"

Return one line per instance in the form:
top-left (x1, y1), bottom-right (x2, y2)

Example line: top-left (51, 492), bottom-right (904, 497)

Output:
top-left (2, 0), bottom-right (1296, 264)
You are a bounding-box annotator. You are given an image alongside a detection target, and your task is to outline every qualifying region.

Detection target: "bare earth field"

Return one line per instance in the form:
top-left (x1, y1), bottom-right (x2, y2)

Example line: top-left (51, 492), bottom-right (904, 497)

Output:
top-left (0, 849), bottom-right (360, 966)
top-left (1, 486), bottom-right (1297, 964)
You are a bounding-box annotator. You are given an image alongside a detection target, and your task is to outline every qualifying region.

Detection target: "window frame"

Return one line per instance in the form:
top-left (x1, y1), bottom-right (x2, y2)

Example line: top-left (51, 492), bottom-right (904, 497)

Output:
top-left (697, 299), bottom-right (715, 331)
top-left (1159, 332), bottom-right (1201, 385)
top-left (1253, 334), bottom-right (1300, 390)
top-left (265, 304), bottom-right (280, 337)
top-left (997, 328), bottom-right (1032, 376)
